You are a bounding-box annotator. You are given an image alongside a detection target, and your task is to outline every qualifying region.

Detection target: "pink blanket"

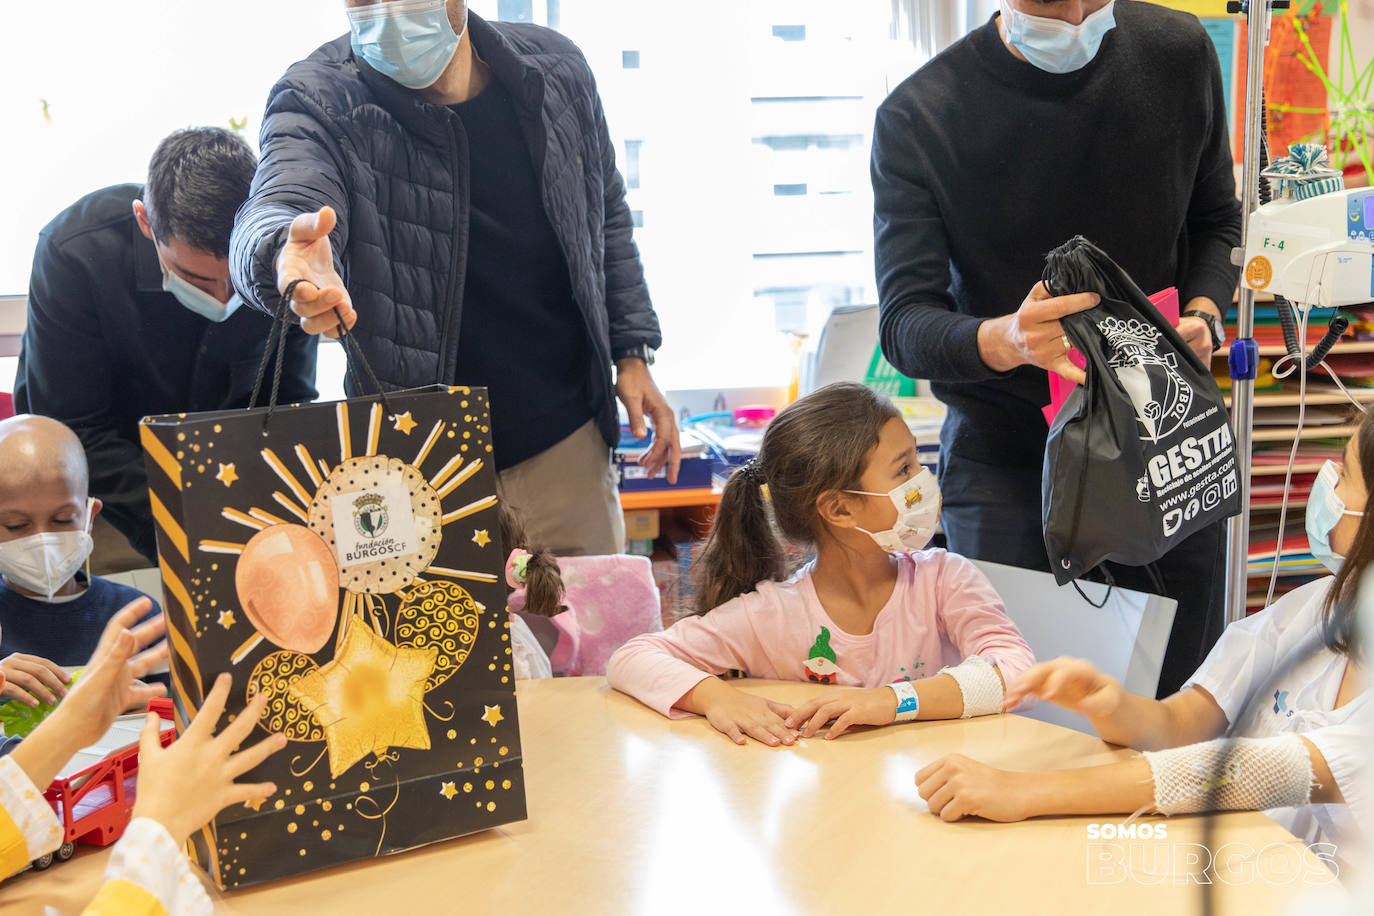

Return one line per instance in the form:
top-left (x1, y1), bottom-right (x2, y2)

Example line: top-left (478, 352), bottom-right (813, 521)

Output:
top-left (547, 555), bottom-right (663, 676)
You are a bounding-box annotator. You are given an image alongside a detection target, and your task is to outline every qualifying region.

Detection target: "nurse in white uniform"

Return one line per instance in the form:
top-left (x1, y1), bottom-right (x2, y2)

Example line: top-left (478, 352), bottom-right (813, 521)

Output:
top-left (911, 411), bottom-right (1371, 867)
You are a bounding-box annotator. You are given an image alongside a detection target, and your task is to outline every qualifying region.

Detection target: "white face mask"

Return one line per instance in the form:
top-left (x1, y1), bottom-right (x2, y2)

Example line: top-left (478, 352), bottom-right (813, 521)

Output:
top-left (162, 265), bottom-right (243, 323)
top-left (348, 0), bottom-right (465, 90)
top-left (0, 530), bottom-right (94, 601)
top-left (998, 0), bottom-right (1116, 74)
top-left (846, 467), bottom-right (942, 553)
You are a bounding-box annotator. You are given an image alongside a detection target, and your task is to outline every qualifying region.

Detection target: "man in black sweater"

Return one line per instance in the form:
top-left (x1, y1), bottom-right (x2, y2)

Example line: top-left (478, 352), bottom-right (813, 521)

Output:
top-left (873, 0), bottom-right (1241, 696)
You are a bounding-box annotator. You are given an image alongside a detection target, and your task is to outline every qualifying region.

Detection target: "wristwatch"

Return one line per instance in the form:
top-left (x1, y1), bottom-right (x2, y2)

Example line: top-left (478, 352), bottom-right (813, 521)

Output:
top-left (613, 344), bottom-right (656, 365)
top-left (1182, 309), bottom-right (1225, 350)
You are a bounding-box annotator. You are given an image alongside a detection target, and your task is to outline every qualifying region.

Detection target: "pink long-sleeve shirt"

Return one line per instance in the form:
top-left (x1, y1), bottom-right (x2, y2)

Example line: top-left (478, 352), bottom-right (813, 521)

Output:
top-left (607, 549), bottom-right (1035, 718)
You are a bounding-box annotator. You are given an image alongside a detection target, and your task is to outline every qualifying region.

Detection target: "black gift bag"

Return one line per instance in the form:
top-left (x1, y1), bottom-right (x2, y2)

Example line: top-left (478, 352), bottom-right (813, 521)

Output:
top-left (1042, 236), bottom-right (1241, 586)
top-left (139, 304), bottom-right (526, 888)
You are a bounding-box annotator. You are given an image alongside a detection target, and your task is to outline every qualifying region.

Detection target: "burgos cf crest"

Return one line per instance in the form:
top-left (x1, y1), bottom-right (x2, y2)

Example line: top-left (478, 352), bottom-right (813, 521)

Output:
top-left (1096, 317), bottom-right (1192, 443)
top-left (352, 492), bottom-right (389, 539)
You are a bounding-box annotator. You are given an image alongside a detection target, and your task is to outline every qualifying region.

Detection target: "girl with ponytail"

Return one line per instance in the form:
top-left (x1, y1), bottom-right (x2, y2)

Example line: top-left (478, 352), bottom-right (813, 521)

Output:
top-left (607, 382), bottom-right (1034, 746)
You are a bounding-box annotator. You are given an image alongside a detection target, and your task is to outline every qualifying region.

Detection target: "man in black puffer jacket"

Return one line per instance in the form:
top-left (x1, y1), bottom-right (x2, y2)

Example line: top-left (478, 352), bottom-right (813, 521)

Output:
top-left (231, 2), bottom-right (678, 556)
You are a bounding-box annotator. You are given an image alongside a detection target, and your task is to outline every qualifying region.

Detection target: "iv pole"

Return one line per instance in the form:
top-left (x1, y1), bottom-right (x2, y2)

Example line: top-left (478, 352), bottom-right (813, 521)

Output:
top-left (1224, 0), bottom-right (1286, 626)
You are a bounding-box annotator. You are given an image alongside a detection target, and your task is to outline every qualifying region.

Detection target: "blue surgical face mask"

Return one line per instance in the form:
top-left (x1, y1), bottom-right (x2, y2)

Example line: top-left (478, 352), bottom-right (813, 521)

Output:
top-left (1307, 460), bottom-right (1364, 573)
top-left (998, 0), bottom-right (1116, 74)
top-left (162, 265), bottom-right (242, 323)
top-left (348, 0), bottom-right (464, 91)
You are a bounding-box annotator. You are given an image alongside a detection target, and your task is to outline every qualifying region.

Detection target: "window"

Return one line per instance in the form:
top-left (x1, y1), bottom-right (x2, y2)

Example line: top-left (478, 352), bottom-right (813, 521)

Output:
top-left (631, 210), bottom-right (644, 228)
top-left (497, 0), bottom-right (534, 23)
top-left (624, 140), bottom-right (643, 189)
top-left (476, 0), bottom-right (924, 389)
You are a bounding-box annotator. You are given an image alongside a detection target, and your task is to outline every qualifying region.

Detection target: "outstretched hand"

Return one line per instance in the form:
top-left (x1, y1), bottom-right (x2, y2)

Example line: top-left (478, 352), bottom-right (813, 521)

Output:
top-left (132, 673), bottom-right (285, 847)
top-left (275, 206), bottom-right (356, 338)
top-left (1002, 657), bottom-right (1125, 718)
top-left (10, 598), bottom-right (167, 789)
top-left (53, 598), bottom-right (168, 748)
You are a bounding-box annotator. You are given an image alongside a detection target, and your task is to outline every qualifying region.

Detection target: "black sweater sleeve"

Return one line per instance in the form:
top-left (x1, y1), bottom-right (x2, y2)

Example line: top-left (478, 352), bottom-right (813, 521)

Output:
top-left (871, 103), bottom-right (1010, 385)
top-left (1180, 27), bottom-right (1242, 317)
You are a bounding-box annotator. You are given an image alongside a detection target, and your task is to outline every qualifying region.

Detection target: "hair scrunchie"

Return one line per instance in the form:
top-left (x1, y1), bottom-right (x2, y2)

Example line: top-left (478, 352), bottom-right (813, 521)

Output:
top-left (505, 549), bottom-right (531, 588)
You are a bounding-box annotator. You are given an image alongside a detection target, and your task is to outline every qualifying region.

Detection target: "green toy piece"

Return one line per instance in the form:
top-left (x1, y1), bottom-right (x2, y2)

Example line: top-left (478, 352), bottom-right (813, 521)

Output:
top-left (0, 667), bottom-right (83, 739)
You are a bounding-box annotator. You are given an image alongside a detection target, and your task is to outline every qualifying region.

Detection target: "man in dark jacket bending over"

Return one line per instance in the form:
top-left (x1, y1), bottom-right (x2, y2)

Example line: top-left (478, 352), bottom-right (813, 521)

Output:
top-left (231, 0), bottom-right (679, 556)
top-left (16, 128), bottom-right (318, 569)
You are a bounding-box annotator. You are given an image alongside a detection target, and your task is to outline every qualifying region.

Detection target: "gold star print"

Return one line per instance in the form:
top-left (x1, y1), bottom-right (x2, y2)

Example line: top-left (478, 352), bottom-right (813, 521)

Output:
top-left (472, 529), bottom-right (491, 548)
top-left (481, 704), bottom-right (504, 728)
top-left (391, 411), bottom-right (418, 435)
top-left (216, 463), bottom-right (239, 487)
top-left (288, 621), bottom-right (438, 778)
top-left (439, 781), bottom-right (458, 800)
top-left (217, 609), bottom-right (237, 629)
top-left (243, 797), bottom-right (267, 812)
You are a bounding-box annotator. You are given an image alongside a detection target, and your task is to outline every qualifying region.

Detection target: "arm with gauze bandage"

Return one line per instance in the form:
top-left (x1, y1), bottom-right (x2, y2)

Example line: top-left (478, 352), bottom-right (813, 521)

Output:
top-left (916, 720), bottom-right (1344, 824)
top-left (919, 649), bottom-right (1348, 822)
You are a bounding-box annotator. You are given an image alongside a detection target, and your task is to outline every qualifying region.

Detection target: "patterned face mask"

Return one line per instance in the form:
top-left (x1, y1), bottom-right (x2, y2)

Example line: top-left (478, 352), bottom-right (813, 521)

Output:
top-left (846, 467), bottom-right (941, 553)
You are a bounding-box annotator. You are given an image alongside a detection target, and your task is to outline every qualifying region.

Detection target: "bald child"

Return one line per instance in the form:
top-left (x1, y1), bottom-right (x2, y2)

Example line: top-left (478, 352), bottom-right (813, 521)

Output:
top-left (0, 415), bottom-right (161, 708)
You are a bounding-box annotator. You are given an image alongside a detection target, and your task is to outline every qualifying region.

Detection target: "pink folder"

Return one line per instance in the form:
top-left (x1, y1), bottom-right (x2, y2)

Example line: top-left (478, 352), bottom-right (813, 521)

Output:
top-left (1042, 287), bottom-right (1180, 426)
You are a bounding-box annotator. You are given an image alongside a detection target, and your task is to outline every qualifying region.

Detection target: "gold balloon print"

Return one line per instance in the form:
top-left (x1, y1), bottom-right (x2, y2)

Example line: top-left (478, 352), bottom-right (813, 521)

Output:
top-left (247, 651), bottom-right (326, 742)
top-left (394, 581), bottom-right (481, 691)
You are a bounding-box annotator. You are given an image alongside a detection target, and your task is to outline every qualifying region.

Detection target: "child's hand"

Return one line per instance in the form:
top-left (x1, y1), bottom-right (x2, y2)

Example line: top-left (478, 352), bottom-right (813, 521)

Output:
top-left (1002, 657), bottom-right (1125, 718)
top-left (132, 673), bottom-right (285, 847)
top-left (47, 598), bottom-right (168, 748)
top-left (786, 687), bottom-right (898, 739)
top-left (700, 688), bottom-right (798, 747)
top-left (0, 653), bottom-right (71, 707)
top-left (915, 753), bottom-right (1037, 823)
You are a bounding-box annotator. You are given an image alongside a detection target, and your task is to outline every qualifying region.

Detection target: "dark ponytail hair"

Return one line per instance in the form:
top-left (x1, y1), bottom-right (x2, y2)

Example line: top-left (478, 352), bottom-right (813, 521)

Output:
top-left (1321, 407), bottom-right (1374, 659)
top-left (691, 382), bottom-right (901, 614)
top-left (498, 503), bottom-right (567, 617)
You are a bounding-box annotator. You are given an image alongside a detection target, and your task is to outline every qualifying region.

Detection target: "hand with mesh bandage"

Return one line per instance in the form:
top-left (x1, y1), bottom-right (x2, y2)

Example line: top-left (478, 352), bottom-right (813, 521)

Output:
top-left (916, 734), bottom-right (1340, 824)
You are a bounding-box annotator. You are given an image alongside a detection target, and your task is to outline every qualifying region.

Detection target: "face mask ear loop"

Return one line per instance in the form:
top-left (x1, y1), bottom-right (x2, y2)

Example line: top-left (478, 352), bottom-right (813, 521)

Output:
top-left (83, 497), bottom-right (94, 584)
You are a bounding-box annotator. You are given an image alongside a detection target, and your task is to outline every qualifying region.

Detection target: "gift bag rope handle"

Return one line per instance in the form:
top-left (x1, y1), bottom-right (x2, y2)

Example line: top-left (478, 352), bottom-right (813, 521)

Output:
top-left (249, 278), bottom-right (395, 434)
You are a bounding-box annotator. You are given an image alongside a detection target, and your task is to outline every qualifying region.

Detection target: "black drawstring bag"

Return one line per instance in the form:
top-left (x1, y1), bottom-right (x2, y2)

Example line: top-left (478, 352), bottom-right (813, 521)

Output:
top-left (1042, 236), bottom-right (1241, 586)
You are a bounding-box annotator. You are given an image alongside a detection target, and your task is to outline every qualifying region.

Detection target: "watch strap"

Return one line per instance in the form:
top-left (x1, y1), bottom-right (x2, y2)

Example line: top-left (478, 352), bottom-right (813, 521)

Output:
top-left (1182, 309), bottom-right (1224, 349)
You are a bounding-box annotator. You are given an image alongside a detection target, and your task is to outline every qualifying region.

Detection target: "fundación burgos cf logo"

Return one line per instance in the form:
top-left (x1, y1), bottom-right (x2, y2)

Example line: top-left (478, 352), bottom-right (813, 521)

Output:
top-left (1084, 822), bottom-right (1338, 886)
top-left (352, 492), bottom-right (389, 540)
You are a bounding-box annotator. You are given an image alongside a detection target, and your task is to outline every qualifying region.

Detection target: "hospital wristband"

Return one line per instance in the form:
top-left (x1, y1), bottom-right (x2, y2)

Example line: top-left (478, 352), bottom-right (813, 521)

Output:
top-left (888, 680), bottom-right (920, 722)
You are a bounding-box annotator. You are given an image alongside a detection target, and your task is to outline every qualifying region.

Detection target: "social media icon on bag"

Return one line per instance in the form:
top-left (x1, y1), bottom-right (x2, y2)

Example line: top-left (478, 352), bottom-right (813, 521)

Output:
top-left (1163, 508), bottom-right (1183, 537)
top-left (1222, 472), bottom-right (1237, 499)
top-left (1202, 484), bottom-right (1220, 511)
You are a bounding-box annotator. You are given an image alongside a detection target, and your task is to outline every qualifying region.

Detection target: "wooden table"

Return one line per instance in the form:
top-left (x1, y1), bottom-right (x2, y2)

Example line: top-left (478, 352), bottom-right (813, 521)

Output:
top-left (1, 678), bottom-right (1340, 914)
